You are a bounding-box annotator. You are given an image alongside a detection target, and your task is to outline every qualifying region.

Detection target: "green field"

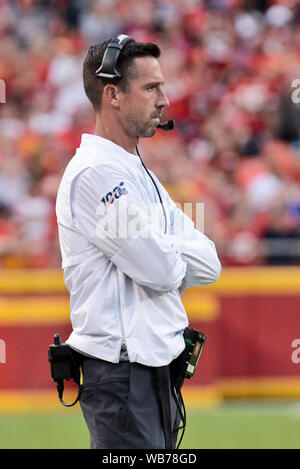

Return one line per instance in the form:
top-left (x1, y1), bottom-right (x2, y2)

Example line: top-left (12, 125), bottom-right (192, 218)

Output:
top-left (1, 401), bottom-right (300, 449)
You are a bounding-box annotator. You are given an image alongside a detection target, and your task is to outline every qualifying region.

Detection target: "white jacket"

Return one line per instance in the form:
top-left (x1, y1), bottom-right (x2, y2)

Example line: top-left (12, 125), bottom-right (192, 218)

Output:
top-left (56, 133), bottom-right (221, 366)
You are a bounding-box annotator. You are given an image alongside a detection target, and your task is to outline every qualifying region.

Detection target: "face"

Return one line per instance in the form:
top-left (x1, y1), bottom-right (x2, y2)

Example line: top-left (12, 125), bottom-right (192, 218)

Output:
top-left (119, 56), bottom-right (169, 138)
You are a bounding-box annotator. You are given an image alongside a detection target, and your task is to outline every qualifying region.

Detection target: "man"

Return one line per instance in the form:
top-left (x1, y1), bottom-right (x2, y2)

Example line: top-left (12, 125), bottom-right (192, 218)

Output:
top-left (56, 35), bottom-right (221, 449)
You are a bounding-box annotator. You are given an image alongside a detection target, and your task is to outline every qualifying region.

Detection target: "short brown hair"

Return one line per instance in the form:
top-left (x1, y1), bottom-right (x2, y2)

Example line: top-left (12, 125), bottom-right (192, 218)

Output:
top-left (83, 38), bottom-right (161, 111)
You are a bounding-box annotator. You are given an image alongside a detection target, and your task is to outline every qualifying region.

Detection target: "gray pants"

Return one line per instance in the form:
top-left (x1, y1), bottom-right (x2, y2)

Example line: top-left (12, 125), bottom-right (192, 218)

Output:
top-left (79, 357), bottom-right (180, 449)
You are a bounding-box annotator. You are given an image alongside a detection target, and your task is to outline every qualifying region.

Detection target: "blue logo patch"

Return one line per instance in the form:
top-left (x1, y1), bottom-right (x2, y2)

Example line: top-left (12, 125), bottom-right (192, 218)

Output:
top-left (101, 181), bottom-right (128, 208)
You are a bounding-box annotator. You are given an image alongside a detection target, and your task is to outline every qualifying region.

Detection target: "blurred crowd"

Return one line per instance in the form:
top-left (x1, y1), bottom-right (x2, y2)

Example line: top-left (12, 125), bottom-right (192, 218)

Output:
top-left (0, 0), bottom-right (300, 268)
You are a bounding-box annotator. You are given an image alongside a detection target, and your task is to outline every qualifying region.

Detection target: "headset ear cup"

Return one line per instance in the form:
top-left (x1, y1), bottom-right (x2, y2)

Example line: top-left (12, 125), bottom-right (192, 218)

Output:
top-left (95, 35), bottom-right (134, 81)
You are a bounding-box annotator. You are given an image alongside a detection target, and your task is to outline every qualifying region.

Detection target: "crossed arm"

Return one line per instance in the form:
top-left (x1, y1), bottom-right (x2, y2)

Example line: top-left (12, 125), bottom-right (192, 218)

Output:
top-left (71, 164), bottom-right (221, 293)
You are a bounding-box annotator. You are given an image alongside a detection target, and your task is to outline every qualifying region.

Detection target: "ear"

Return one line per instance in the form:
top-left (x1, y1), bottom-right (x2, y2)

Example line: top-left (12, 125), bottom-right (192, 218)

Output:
top-left (103, 84), bottom-right (121, 109)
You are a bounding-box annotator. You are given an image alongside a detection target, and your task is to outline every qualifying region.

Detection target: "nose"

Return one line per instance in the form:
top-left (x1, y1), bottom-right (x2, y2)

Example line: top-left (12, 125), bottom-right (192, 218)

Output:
top-left (157, 86), bottom-right (169, 109)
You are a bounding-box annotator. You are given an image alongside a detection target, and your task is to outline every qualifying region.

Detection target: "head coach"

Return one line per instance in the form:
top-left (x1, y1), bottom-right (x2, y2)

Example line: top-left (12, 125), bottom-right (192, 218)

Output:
top-left (55, 34), bottom-right (222, 449)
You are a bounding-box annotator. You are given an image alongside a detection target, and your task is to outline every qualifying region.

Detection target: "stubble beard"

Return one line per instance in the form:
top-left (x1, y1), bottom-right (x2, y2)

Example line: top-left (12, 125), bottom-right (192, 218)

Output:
top-left (139, 123), bottom-right (156, 138)
top-left (125, 111), bottom-right (157, 138)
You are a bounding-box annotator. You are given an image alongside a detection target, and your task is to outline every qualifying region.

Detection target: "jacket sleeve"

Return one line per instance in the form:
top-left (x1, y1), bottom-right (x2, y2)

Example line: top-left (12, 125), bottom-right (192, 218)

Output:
top-left (71, 164), bottom-right (187, 292)
top-left (168, 198), bottom-right (222, 289)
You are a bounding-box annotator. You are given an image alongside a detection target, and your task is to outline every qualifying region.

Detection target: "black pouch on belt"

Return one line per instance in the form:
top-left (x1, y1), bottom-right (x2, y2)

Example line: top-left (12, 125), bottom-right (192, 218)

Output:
top-left (48, 333), bottom-right (83, 407)
top-left (171, 327), bottom-right (206, 393)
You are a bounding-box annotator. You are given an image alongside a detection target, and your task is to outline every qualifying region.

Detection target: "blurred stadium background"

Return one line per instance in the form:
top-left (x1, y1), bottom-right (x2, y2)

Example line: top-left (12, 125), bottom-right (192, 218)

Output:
top-left (0, 0), bottom-right (300, 449)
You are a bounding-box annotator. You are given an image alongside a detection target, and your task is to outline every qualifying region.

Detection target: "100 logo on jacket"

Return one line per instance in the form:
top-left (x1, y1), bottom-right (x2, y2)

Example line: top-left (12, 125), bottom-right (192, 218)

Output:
top-left (101, 182), bottom-right (128, 209)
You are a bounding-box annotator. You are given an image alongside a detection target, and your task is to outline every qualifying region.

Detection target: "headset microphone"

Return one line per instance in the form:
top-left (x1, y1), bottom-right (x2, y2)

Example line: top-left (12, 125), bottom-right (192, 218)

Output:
top-left (157, 120), bottom-right (175, 131)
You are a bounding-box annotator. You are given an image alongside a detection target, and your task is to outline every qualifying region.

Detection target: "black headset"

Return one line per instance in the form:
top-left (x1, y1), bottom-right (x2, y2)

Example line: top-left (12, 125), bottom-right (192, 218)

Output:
top-left (95, 34), bottom-right (174, 131)
top-left (95, 34), bottom-right (134, 82)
